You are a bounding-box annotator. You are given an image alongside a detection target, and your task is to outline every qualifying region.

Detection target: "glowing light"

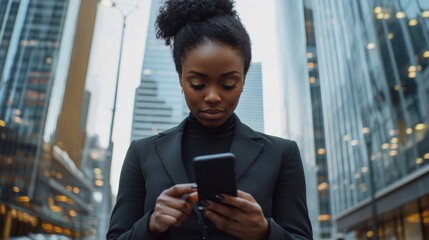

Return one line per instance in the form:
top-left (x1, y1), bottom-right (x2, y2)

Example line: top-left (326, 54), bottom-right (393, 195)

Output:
top-left (388, 33), bottom-right (394, 39)
top-left (308, 62), bottom-right (316, 68)
top-left (391, 137), bottom-right (398, 143)
top-left (422, 11), bottom-right (429, 18)
top-left (66, 185), bottom-right (73, 191)
top-left (383, 13), bottom-right (391, 19)
top-left (95, 180), bottom-right (104, 187)
top-left (409, 19), bottom-right (418, 26)
top-left (408, 66), bottom-right (417, 72)
top-left (394, 85), bottom-right (401, 91)
top-left (390, 143), bottom-right (398, 150)
top-left (307, 52), bottom-right (313, 58)
top-left (317, 148), bottom-right (326, 155)
top-left (424, 153), bottom-right (429, 159)
top-left (100, 0), bottom-right (114, 7)
top-left (382, 143), bottom-right (389, 149)
top-left (309, 77), bottom-right (317, 84)
top-left (415, 123), bottom-right (426, 131)
top-left (389, 150), bottom-right (398, 156)
top-left (416, 158), bottom-right (424, 164)
top-left (319, 214), bottom-right (331, 221)
top-left (362, 127), bottom-right (370, 134)
top-left (69, 210), bottom-right (77, 217)
top-left (374, 7), bottom-right (382, 14)
top-left (13, 186), bottom-right (20, 193)
top-left (367, 231), bottom-right (374, 238)
top-left (73, 187), bottom-right (80, 194)
top-left (424, 51), bottom-right (429, 58)
top-left (376, 13), bottom-right (384, 19)
top-left (318, 182), bottom-right (329, 191)
top-left (361, 166), bottom-right (368, 173)
top-left (94, 168), bottom-right (102, 175)
top-left (0, 120), bottom-right (5, 127)
top-left (16, 196), bottom-right (30, 203)
top-left (370, 155), bottom-right (376, 161)
top-left (56, 195), bottom-right (68, 202)
top-left (408, 72), bottom-right (416, 78)
top-left (343, 135), bottom-right (350, 141)
top-left (396, 11), bottom-right (406, 19)
top-left (367, 43), bottom-right (376, 49)
top-left (406, 128), bottom-right (413, 134)
top-left (351, 140), bottom-right (359, 146)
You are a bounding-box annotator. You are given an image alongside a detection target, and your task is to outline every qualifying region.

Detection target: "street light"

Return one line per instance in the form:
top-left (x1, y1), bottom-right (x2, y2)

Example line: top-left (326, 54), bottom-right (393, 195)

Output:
top-left (97, 1), bottom-right (140, 238)
top-left (100, 0), bottom-right (140, 187)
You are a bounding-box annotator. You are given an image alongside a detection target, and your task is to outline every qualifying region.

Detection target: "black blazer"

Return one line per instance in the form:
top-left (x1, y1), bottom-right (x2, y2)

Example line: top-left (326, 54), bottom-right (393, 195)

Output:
top-left (107, 116), bottom-right (313, 239)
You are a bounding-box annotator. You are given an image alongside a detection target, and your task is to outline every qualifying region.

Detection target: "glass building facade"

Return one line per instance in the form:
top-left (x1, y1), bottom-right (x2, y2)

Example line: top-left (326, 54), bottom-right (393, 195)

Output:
top-left (0, 0), bottom-right (100, 238)
top-left (132, 0), bottom-right (265, 140)
top-left (276, 0), bottom-right (320, 238)
top-left (307, 0), bottom-right (429, 239)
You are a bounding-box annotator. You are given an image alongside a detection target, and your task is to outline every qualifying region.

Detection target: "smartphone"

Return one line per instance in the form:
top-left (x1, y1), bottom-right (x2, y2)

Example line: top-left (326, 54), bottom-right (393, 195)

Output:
top-left (193, 152), bottom-right (237, 203)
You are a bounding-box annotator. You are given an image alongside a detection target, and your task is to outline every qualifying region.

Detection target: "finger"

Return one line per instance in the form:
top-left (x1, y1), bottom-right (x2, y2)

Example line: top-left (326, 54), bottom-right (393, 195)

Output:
top-left (205, 200), bottom-right (243, 221)
top-left (159, 195), bottom-right (193, 216)
top-left (237, 190), bottom-right (256, 202)
top-left (154, 203), bottom-right (190, 224)
top-left (204, 209), bottom-right (237, 232)
top-left (164, 184), bottom-right (197, 197)
top-left (217, 194), bottom-right (257, 213)
top-left (186, 192), bottom-right (199, 204)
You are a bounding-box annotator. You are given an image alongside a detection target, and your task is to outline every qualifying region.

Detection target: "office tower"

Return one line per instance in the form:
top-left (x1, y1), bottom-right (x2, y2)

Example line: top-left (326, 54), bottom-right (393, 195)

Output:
top-left (132, 0), bottom-right (265, 140)
top-left (235, 62), bottom-right (264, 133)
top-left (131, 0), bottom-right (185, 140)
top-left (308, 0), bottom-right (429, 239)
top-left (0, 0), bottom-right (98, 238)
top-left (276, 0), bottom-right (320, 238)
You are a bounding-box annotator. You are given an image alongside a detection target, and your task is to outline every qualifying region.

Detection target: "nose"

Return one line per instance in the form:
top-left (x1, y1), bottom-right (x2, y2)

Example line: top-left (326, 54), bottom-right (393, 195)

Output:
top-left (204, 87), bottom-right (221, 105)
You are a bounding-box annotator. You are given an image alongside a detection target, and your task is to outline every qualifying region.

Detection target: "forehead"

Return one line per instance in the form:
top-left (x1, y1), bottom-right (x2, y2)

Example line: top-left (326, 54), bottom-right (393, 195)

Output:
top-left (182, 41), bottom-right (244, 69)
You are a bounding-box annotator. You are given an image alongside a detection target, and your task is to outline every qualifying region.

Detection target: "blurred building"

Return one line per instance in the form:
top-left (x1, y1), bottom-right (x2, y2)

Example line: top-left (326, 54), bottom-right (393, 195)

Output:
top-left (278, 0), bottom-right (429, 239)
top-left (235, 62), bottom-right (264, 133)
top-left (306, 0), bottom-right (429, 239)
top-left (131, 0), bottom-right (265, 140)
top-left (0, 0), bottom-right (100, 239)
top-left (276, 0), bottom-right (320, 238)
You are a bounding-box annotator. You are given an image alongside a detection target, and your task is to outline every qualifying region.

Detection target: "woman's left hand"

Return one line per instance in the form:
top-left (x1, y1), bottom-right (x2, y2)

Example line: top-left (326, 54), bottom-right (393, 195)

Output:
top-left (202, 190), bottom-right (269, 240)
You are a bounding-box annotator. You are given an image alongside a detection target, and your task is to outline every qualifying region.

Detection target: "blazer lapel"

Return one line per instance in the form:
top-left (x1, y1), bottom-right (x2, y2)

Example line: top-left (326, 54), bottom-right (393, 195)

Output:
top-left (230, 115), bottom-right (263, 180)
top-left (155, 120), bottom-right (189, 184)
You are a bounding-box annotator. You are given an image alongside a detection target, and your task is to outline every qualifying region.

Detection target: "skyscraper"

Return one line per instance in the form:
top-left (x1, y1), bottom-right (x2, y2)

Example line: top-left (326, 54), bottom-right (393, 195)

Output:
top-left (276, 0), bottom-right (320, 237)
top-left (307, 0), bottom-right (429, 239)
top-left (132, 0), bottom-right (265, 140)
top-left (0, 0), bottom-right (99, 238)
top-left (235, 62), bottom-right (264, 133)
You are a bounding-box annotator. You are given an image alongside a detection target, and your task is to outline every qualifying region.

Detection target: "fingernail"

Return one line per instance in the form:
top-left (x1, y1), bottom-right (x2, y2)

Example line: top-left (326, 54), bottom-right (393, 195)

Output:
top-left (191, 183), bottom-right (198, 189)
top-left (198, 206), bottom-right (206, 211)
top-left (215, 194), bottom-right (224, 201)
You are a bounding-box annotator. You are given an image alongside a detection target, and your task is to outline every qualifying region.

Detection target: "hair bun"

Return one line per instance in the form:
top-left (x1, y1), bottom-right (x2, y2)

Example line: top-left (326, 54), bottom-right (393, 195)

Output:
top-left (156, 0), bottom-right (237, 45)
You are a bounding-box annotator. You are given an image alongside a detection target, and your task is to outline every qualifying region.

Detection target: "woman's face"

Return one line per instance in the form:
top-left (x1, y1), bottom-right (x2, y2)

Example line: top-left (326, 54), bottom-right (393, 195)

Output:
top-left (181, 41), bottom-right (244, 128)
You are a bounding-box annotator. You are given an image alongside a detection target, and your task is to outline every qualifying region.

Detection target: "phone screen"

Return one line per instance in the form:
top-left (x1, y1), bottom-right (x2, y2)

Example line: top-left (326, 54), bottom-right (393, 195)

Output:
top-left (193, 152), bottom-right (237, 203)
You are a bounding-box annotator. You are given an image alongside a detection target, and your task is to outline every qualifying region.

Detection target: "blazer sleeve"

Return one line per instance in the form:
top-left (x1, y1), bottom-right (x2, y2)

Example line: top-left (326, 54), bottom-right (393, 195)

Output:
top-left (107, 141), bottom-right (159, 240)
top-left (268, 141), bottom-right (313, 240)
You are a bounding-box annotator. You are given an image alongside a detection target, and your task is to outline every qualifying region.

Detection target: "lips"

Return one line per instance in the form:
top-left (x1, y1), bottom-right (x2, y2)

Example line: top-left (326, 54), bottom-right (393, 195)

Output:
top-left (200, 109), bottom-right (225, 119)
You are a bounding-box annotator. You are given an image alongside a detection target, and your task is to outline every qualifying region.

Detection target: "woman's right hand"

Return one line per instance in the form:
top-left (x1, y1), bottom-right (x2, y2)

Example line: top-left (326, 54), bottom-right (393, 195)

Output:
top-left (148, 183), bottom-right (198, 235)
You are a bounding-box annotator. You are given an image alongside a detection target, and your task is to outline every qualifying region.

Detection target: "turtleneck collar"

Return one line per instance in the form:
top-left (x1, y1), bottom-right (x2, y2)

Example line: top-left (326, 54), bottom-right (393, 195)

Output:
top-left (185, 113), bottom-right (235, 137)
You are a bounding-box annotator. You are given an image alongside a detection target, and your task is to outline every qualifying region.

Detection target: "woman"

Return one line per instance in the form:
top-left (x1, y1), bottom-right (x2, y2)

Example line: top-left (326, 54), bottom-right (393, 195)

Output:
top-left (107, 0), bottom-right (313, 239)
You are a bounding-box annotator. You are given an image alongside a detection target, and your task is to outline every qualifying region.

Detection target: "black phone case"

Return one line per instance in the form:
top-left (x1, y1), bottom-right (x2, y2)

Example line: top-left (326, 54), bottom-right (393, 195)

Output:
top-left (193, 152), bottom-right (237, 202)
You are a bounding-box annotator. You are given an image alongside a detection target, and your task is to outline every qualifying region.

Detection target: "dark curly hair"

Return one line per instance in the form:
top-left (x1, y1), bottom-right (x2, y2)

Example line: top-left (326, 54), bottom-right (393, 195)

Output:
top-left (155, 0), bottom-right (252, 75)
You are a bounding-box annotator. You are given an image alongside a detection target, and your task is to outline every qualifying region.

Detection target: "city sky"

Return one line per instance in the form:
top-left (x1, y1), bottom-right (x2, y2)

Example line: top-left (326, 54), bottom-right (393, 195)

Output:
top-left (86, 0), bottom-right (283, 194)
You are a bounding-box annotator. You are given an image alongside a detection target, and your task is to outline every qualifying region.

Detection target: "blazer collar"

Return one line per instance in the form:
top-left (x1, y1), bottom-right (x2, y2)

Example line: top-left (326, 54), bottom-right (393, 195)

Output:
top-left (154, 114), bottom-right (263, 184)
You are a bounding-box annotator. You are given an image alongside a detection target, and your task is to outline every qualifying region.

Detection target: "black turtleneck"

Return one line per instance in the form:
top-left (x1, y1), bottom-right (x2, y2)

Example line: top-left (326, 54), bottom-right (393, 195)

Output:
top-left (182, 113), bottom-right (235, 182)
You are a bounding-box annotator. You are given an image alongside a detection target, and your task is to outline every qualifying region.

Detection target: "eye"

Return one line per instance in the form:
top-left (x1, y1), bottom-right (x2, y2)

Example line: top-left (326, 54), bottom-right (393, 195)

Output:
top-left (222, 84), bottom-right (237, 90)
top-left (189, 83), bottom-right (205, 90)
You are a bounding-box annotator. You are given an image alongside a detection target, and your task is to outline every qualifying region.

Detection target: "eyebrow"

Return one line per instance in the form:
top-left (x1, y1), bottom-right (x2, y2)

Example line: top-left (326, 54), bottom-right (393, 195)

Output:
top-left (187, 70), bottom-right (240, 78)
